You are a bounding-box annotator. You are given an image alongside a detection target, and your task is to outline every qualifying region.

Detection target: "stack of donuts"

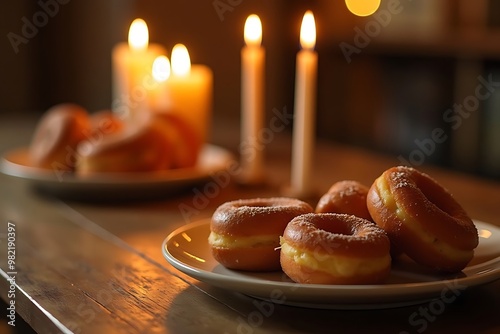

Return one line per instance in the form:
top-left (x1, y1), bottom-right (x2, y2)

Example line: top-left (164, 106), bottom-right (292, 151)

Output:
top-left (208, 167), bottom-right (479, 285)
top-left (28, 103), bottom-right (202, 174)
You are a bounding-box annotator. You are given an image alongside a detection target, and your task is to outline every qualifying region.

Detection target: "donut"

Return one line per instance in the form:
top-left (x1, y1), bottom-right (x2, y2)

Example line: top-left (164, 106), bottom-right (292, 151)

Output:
top-left (89, 110), bottom-right (124, 138)
top-left (150, 112), bottom-right (202, 169)
top-left (209, 197), bottom-right (314, 271)
top-left (367, 166), bottom-right (478, 272)
top-left (280, 213), bottom-right (391, 284)
top-left (315, 180), bottom-right (372, 221)
top-left (29, 103), bottom-right (90, 170)
top-left (76, 121), bottom-right (172, 174)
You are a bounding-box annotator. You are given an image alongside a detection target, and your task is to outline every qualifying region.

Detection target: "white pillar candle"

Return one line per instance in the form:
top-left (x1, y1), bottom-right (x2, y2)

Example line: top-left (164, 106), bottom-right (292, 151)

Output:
top-left (240, 14), bottom-right (265, 183)
top-left (291, 11), bottom-right (317, 196)
top-left (112, 19), bottom-right (166, 121)
top-left (157, 44), bottom-right (213, 145)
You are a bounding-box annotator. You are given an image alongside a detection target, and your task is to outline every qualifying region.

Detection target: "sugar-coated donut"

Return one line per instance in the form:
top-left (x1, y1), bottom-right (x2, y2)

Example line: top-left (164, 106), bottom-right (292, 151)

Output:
top-left (77, 121), bottom-right (172, 174)
top-left (209, 197), bottom-right (314, 271)
top-left (29, 103), bottom-right (90, 170)
top-left (150, 112), bottom-right (202, 169)
top-left (280, 213), bottom-right (391, 284)
top-left (315, 180), bottom-right (372, 221)
top-left (367, 166), bottom-right (478, 272)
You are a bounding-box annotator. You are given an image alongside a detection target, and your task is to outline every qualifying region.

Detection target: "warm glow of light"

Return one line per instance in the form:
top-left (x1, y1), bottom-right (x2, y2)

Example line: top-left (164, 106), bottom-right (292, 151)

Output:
top-left (183, 251), bottom-right (206, 263)
top-left (128, 18), bottom-right (149, 51)
top-left (244, 14), bottom-right (262, 47)
top-left (479, 229), bottom-right (492, 239)
top-left (152, 56), bottom-right (171, 82)
top-left (181, 232), bottom-right (192, 242)
top-left (345, 0), bottom-right (381, 17)
top-left (300, 11), bottom-right (316, 50)
top-left (171, 44), bottom-right (191, 76)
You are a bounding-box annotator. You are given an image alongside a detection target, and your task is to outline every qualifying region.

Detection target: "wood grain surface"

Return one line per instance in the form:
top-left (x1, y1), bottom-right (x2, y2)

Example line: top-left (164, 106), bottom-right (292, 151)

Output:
top-left (0, 119), bottom-right (499, 333)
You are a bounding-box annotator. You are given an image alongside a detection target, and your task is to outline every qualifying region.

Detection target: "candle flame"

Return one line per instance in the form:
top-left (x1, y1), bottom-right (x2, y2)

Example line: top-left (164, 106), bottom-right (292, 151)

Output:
top-left (300, 11), bottom-right (316, 50)
top-left (128, 18), bottom-right (149, 51)
top-left (244, 14), bottom-right (262, 47)
top-left (171, 44), bottom-right (191, 76)
top-left (152, 56), bottom-right (171, 82)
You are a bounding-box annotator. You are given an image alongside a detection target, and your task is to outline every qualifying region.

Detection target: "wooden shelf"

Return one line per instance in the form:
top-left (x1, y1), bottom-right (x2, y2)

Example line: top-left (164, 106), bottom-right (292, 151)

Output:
top-left (330, 29), bottom-right (500, 60)
top-left (373, 30), bottom-right (500, 59)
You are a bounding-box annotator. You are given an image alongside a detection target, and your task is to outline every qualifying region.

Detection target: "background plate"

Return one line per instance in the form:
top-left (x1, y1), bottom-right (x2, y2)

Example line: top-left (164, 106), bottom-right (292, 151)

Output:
top-left (1, 144), bottom-right (235, 201)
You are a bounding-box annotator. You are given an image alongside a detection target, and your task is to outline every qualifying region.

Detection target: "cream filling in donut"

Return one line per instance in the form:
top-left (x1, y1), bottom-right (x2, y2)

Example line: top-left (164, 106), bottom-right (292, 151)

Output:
top-left (280, 240), bottom-right (390, 278)
top-left (376, 177), bottom-right (472, 262)
top-left (208, 232), bottom-right (278, 249)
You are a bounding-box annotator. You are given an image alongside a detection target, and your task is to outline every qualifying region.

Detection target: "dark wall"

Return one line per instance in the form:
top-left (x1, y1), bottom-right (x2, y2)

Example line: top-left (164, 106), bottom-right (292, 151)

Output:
top-left (1, 1), bottom-right (498, 178)
top-left (0, 0), bottom-right (294, 124)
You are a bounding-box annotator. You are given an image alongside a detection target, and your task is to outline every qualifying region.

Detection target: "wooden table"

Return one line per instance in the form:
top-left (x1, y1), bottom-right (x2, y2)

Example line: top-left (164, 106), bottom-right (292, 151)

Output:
top-left (0, 116), bottom-right (499, 333)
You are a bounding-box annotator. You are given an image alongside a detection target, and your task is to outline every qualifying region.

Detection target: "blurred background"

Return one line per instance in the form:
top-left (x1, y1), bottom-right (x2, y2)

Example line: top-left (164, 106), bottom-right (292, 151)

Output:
top-left (1, 0), bottom-right (499, 179)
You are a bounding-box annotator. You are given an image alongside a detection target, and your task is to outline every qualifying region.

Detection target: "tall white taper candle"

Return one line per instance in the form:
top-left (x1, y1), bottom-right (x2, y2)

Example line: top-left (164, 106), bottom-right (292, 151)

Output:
top-left (240, 14), bottom-right (265, 184)
top-left (291, 11), bottom-right (317, 196)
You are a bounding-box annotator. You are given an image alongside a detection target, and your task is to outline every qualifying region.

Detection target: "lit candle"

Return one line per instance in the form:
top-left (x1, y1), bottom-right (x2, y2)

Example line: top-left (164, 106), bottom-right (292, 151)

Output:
top-left (148, 55), bottom-right (171, 108)
top-left (152, 55), bottom-right (171, 82)
top-left (159, 44), bottom-right (213, 145)
top-left (111, 18), bottom-right (166, 120)
top-left (240, 14), bottom-right (265, 184)
top-left (291, 11), bottom-right (317, 197)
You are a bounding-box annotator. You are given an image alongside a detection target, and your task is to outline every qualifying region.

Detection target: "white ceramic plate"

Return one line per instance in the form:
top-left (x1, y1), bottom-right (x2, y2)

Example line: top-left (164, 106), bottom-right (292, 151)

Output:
top-left (1, 145), bottom-right (235, 200)
top-left (162, 219), bottom-right (500, 309)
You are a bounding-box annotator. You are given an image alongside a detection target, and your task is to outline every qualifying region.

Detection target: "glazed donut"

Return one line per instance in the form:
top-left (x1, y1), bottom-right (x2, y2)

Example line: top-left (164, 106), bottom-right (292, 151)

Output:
top-left (315, 180), bottom-right (372, 221)
top-left (280, 213), bottom-right (391, 284)
top-left (76, 121), bottom-right (172, 174)
top-left (367, 166), bottom-right (478, 272)
top-left (150, 112), bottom-right (202, 169)
top-left (209, 197), bottom-right (313, 271)
top-left (29, 103), bottom-right (90, 170)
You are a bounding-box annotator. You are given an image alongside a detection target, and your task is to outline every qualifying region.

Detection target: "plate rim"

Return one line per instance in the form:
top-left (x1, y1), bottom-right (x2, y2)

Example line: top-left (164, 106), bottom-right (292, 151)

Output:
top-left (162, 219), bottom-right (500, 308)
top-left (1, 144), bottom-right (235, 186)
